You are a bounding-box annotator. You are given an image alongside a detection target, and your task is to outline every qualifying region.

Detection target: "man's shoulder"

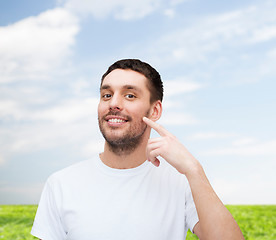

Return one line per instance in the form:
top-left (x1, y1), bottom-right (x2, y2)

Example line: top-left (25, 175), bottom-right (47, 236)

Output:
top-left (62, 158), bottom-right (96, 172)
top-left (48, 157), bottom-right (98, 183)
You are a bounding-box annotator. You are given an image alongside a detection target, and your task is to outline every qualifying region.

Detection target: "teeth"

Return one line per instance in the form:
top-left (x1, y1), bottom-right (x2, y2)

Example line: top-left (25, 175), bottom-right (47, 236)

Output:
top-left (108, 118), bottom-right (126, 123)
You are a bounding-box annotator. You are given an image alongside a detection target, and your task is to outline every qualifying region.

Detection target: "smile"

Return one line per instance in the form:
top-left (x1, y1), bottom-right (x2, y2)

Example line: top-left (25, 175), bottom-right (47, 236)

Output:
top-left (108, 118), bottom-right (127, 123)
top-left (105, 115), bottom-right (129, 125)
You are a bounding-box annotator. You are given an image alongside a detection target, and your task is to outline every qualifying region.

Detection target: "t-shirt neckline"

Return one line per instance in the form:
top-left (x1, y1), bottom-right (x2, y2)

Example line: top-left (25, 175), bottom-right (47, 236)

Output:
top-left (96, 154), bottom-right (151, 177)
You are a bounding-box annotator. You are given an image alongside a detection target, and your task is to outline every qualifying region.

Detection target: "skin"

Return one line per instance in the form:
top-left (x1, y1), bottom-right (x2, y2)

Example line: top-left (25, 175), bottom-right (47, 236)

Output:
top-left (98, 68), bottom-right (160, 169)
top-left (98, 68), bottom-right (244, 239)
top-left (143, 117), bottom-right (244, 239)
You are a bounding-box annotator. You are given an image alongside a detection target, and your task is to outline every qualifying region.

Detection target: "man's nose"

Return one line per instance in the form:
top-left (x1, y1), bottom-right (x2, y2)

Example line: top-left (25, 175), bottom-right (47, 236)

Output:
top-left (109, 94), bottom-right (122, 110)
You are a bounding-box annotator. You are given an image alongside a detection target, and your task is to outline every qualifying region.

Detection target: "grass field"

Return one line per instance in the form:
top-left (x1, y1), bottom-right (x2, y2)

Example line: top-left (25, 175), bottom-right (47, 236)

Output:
top-left (0, 205), bottom-right (275, 239)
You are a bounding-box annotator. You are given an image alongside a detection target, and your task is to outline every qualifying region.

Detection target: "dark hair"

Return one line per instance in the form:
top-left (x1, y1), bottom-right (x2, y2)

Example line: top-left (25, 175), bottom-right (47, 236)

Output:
top-left (101, 59), bottom-right (163, 103)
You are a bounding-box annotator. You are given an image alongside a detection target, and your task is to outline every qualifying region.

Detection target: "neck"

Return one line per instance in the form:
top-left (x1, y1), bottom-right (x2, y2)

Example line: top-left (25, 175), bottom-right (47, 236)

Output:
top-left (100, 131), bottom-right (150, 169)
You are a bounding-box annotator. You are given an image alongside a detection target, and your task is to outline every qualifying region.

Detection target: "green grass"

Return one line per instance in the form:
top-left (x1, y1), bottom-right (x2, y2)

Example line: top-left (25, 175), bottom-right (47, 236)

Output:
top-left (0, 205), bottom-right (275, 239)
top-left (0, 205), bottom-right (37, 240)
top-left (226, 205), bottom-right (276, 240)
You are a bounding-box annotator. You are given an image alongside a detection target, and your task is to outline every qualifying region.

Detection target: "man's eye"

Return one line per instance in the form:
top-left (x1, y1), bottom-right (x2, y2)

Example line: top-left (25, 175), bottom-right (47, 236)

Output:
top-left (126, 94), bottom-right (136, 99)
top-left (102, 94), bottom-right (112, 99)
top-left (125, 94), bottom-right (136, 99)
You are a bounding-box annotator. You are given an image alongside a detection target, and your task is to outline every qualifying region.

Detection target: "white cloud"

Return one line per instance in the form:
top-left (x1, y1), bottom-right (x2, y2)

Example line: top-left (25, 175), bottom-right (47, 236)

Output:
top-left (61, 0), bottom-right (191, 20)
top-left (267, 47), bottom-right (276, 58)
top-left (164, 78), bottom-right (204, 97)
top-left (70, 78), bottom-right (94, 95)
top-left (212, 177), bottom-right (276, 204)
top-left (250, 26), bottom-right (276, 43)
top-left (0, 8), bottom-right (79, 83)
top-left (151, 1), bottom-right (276, 68)
top-left (0, 183), bottom-right (45, 204)
top-left (0, 100), bottom-right (23, 121)
top-left (159, 112), bottom-right (198, 126)
top-left (63, 0), bottom-right (160, 20)
top-left (203, 140), bottom-right (276, 157)
top-left (0, 97), bottom-right (100, 162)
top-left (1, 119), bottom-right (100, 158)
top-left (0, 155), bottom-right (5, 166)
top-left (32, 98), bottom-right (98, 123)
top-left (81, 140), bottom-right (104, 158)
top-left (190, 132), bottom-right (237, 140)
top-left (0, 97), bottom-right (98, 123)
top-left (232, 137), bottom-right (257, 146)
top-left (164, 9), bottom-right (175, 18)
top-left (257, 47), bottom-right (276, 76)
top-left (170, 0), bottom-right (187, 6)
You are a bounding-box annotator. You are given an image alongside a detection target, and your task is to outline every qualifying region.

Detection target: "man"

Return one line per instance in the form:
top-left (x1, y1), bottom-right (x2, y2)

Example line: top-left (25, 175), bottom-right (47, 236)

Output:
top-left (31, 59), bottom-right (244, 239)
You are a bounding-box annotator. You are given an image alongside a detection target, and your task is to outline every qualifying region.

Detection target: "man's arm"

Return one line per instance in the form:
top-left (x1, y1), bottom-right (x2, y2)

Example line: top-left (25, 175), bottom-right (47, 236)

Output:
top-left (143, 117), bottom-right (244, 240)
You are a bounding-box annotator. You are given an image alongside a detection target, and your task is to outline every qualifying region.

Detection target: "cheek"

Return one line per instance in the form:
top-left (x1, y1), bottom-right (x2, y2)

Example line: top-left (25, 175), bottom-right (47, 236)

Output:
top-left (129, 103), bottom-right (150, 116)
top-left (97, 102), bottom-right (105, 117)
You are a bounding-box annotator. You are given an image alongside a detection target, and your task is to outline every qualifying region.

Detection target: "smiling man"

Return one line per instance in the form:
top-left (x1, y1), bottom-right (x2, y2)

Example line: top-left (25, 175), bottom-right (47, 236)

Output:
top-left (31, 59), bottom-right (244, 240)
top-left (98, 69), bottom-right (151, 159)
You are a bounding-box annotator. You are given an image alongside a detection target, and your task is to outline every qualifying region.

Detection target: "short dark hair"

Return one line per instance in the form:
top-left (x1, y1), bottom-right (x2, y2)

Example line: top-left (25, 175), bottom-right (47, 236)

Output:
top-left (101, 59), bottom-right (163, 103)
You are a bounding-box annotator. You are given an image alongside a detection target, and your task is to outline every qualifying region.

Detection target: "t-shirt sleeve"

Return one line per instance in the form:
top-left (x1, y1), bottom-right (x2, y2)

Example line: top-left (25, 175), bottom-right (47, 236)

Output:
top-left (31, 175), bottom-right (67, 240)
top-left (185, 181), bottom-right (199, 234)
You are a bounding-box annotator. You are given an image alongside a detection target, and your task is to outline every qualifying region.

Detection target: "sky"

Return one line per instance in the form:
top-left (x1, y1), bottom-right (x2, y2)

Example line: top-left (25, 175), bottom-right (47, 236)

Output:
top-left (0, 0), bottom-right (275, 204)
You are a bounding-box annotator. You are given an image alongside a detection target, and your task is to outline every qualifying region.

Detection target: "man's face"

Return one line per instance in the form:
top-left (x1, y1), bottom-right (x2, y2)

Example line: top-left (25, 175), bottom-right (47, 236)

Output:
top-left (98, 69), bottom-right (152, 152)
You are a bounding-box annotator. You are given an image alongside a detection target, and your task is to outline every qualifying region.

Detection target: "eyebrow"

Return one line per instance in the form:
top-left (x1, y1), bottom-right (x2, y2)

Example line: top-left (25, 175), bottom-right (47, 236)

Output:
top-left (100, 84), bottom-right (111, 90)
top-left (100, 84), bottom-right (142, 93)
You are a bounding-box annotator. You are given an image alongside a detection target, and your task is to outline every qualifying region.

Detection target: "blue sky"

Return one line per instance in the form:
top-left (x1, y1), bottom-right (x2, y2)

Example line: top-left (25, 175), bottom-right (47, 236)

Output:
top-left (0, 0), bottom-right (275, 204)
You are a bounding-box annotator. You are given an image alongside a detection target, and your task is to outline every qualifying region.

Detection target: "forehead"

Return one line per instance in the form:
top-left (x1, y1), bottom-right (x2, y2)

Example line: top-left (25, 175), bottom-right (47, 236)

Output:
top-left (101, 69), bottom-right (148, 90)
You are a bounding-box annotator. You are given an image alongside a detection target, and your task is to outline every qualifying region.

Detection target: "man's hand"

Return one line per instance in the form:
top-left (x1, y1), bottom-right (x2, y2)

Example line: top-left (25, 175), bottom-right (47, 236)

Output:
top-left (143, 116), bottom-right (244, 239)
top-left (143, 117), bottom-right (198, 175)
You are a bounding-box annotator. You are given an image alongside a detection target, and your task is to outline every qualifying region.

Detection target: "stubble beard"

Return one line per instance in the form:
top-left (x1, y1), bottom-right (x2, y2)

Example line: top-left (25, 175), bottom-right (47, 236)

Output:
top-left (98, 110), bottom-right (149, 156)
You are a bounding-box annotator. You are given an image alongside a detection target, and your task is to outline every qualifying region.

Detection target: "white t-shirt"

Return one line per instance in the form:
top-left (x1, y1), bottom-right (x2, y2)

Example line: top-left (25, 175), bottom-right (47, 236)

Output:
top-left (31, 156), bottom-right (199, 240)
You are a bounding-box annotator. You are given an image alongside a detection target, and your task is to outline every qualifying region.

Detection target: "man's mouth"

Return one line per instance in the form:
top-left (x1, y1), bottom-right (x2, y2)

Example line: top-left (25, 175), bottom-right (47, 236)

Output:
top-left (107, 118), bottom-right (127, 123)
top-left (105, 115), bottom-right (129, 125)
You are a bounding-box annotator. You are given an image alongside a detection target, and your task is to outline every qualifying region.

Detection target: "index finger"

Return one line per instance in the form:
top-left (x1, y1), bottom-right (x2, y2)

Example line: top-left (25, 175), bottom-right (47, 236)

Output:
top-left (143, 117), bottom-right (170, 136)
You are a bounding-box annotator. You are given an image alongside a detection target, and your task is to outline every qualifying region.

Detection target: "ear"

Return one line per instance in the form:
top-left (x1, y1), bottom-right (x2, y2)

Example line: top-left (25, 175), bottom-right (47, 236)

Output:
top-left (149, 100), bottom-right (162, 122)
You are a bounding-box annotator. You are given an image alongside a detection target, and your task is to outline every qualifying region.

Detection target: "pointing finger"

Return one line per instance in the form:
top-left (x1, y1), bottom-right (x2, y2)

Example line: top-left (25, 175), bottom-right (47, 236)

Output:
top-left (143, 117), bottom-right (170, 137)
